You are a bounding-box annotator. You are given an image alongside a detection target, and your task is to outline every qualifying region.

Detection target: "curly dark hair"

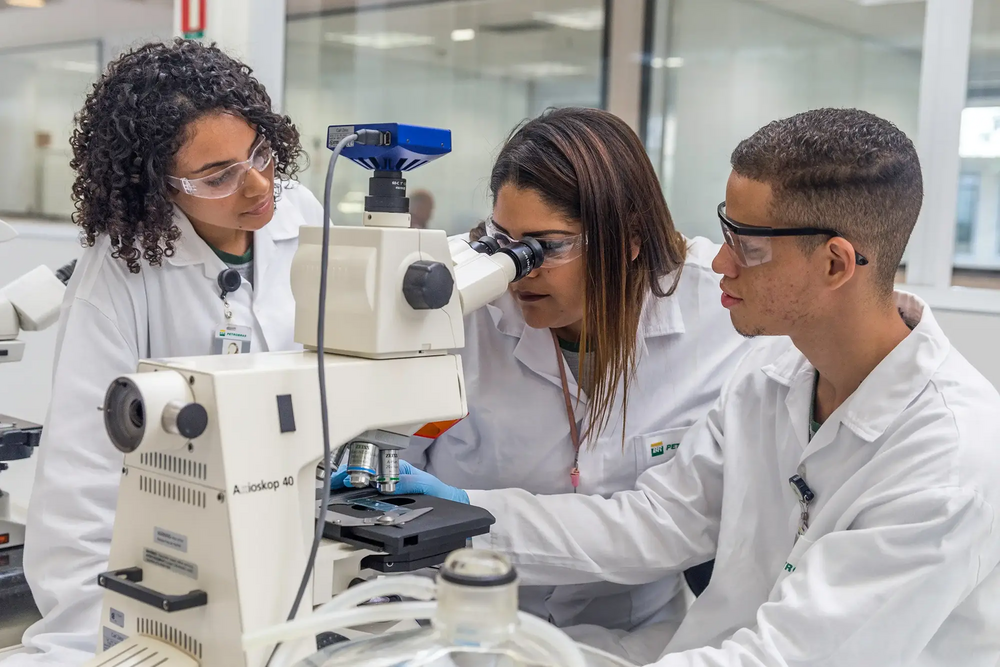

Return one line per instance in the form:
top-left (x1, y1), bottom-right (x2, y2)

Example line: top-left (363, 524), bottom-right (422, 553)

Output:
top-left (70, 39), bottom-right (303, 273)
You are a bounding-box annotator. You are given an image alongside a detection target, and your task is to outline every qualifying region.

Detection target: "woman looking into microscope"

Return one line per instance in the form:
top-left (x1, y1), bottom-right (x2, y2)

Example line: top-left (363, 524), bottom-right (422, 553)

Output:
top-left (9, 39), bottom-right (322, 665)
top-left (400, 107), bottom-right (750, 661)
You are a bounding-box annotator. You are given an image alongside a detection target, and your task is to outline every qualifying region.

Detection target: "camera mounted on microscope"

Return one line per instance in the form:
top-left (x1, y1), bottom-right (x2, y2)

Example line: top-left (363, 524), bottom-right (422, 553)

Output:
top-left (326, 123), bottom-right (451, 228)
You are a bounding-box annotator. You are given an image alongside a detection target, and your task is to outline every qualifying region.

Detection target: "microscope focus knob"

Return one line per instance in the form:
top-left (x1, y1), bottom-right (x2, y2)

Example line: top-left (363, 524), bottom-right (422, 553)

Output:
top-left (402, 261), bottom-right (454, 310)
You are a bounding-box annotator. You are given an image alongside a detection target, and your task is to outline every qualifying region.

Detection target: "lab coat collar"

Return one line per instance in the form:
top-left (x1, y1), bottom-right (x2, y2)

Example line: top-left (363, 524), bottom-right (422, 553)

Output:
top-left (762, 291), bottom-right (950, 443)
top-left (164, 205), bottom-right (225, 281)
top-left (486, 294), bottom-right (590, 407)
top-left (638, 273), bottom-right (686, 338)
top-left (483, 276), bottom-right (686, 407)
top-left (253, 187), bottom-right (309, 292)
top-left (164, 184), bottom-right (304, 281)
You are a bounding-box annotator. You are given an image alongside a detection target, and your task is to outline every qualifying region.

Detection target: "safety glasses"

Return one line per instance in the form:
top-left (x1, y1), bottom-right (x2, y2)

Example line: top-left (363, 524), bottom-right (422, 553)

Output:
top-left (485, 217), bottom-right (584, 268)
top-left (718, 201), bottom-right (869, 268)
top-left (166, 136), bottom-right (274, 200)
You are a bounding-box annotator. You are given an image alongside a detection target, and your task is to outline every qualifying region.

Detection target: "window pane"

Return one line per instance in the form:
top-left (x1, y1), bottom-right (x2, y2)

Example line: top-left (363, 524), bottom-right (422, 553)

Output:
top-left (0, 42), bottom-right (100, 220)
top-left (955, 173), bottom-right (980, 256)
top-left (285, 1), bottom-right (605, 235)
top-left (643, 0), bottom-right (924, 245)
top-left (953, 0), bottom-right (1000, 288)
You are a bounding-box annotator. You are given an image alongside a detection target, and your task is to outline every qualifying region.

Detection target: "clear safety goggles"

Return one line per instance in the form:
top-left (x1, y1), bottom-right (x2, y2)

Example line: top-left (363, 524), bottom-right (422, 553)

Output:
top-left (717, 201), bottom-right (869, 268)
top-left (485, 217), bottom-right (584, 268)
top-left (165, 136), bottom-right (274, 200)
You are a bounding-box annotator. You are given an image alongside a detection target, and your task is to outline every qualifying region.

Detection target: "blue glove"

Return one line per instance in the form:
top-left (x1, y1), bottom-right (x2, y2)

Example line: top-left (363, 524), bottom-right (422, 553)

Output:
top-left (331, 460), bottom-right (469, 504)
top-left (392, 460), bottom-right (470, 504)
top-left (329, 464), bottom-right (350, 490)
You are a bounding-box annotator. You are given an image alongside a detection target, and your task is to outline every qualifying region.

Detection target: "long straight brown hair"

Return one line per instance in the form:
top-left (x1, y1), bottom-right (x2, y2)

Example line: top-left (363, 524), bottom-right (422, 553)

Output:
top-left (489, 107), bottom-right (687, 442)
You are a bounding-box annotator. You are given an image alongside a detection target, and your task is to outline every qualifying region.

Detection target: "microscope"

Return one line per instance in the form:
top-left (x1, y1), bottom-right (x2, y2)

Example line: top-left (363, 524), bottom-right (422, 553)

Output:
top-left (0, 219), bottom-right (75, 650)
top-left (0, 218), bottom-right (74, 551)
top-left (86, 124), bottom-right (542, 667)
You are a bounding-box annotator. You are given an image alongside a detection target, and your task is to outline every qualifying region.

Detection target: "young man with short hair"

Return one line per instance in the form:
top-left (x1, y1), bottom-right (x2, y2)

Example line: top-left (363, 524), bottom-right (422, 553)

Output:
top-left (381, 108), bottom-right (1000, 666)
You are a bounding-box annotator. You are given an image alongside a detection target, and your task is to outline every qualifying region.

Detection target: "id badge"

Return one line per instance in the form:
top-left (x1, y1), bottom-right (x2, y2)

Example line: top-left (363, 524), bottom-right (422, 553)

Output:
top-left (213, 324), bottom-right (252, 355)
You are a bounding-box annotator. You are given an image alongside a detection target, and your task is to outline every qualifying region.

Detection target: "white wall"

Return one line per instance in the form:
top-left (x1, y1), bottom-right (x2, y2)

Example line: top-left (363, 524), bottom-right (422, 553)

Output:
top-left (0, 44), bottom-right (101, 218)
top-left (935, 309), bottom-right (1000, 388)
top-left (0, 4), bottom-right (174, 219)
top-left (0, 0), bottom-right (173, 55)
top-left (653, 0), bottom-right (922, 241)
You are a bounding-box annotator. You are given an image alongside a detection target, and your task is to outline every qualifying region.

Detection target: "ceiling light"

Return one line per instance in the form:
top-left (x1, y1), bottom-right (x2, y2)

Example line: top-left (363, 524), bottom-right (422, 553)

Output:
top-left (846, 0), bottom-right (923, 5)
top-left (325, 32), bottom-right (435, 50)
top-left (533, 9), bottom-right (604, 31)
top-left (451, 28), bottom-right (476, 42)
top-left (5, 0), bottom-right (46, 7)
top-left (510, 62), bottom-right (586, 78)
top-left (650, 56), bottom-right (684, 69)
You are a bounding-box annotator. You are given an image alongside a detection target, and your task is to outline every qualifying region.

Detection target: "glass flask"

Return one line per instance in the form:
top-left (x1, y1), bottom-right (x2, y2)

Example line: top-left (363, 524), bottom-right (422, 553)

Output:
top-left (285, 549), bottom-right (637, 667)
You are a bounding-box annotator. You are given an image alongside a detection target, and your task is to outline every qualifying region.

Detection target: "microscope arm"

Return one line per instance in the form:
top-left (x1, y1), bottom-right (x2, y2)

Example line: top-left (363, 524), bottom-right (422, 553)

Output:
top-left (453, 252), bottom-right (518, 316)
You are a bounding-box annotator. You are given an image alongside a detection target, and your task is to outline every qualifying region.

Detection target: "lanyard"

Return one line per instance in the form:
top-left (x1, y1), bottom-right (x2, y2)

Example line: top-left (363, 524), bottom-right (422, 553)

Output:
top-left (551, 331), bottom-right (582, 492)
top-left (222, 295), bottom-right (234, 324)
top-left (218, 268), bottom-right (241, 325)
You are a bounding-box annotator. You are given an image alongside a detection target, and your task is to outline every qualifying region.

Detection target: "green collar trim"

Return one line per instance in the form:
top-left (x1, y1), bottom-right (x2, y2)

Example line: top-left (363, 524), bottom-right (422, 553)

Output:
top-left (211, 244), bottom-right (254, 266)
top-left (556, 336), bottom-right (580, 353)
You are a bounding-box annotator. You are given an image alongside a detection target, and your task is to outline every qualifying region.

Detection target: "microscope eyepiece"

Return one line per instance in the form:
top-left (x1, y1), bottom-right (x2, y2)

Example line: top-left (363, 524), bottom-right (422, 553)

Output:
top-left (469, 236), bottom-right (500, 256)
top-left (498, 237), bottom-right (544, 282)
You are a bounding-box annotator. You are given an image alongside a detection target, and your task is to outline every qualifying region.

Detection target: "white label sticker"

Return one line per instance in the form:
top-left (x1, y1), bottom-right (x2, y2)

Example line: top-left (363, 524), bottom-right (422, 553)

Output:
top-left (103, 626), bottom-right (127, 651)
top-left (154, 527), bottom-right (188, 553)
top-left (327, 125), bottom-right (356, 149)
top-left (110, 608), bottom-right (125, 628)
top-left (143, 547), bottom-right (198, 580)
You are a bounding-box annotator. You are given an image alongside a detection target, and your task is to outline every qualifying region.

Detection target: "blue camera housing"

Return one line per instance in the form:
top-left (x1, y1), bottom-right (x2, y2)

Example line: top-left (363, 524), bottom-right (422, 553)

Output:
top-left (327, 123), bottom-right (452, 172)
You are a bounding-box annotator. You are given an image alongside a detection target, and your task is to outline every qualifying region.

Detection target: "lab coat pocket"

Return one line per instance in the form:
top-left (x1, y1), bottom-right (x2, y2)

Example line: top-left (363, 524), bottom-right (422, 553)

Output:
top-left (632, 427), bottom-right (689, 474)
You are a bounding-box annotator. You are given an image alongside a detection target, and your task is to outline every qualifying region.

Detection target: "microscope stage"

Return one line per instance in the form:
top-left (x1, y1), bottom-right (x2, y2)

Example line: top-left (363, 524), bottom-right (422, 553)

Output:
top-left (320, 490), bottom-right (494, 572)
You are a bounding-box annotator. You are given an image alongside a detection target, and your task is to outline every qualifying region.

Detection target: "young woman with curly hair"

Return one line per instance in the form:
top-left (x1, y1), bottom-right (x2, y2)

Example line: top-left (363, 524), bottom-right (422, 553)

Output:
top-left (10, 40), bottom-right (322, 664)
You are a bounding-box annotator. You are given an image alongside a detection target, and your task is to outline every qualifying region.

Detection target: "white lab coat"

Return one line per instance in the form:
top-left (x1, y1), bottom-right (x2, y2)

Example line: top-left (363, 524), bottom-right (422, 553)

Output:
top-left (468, 292), bottom-right (1000, 667)
top-left (405, 237), bottom-right (751, 633)
top-left (5, 183), bottom-right (323, 666)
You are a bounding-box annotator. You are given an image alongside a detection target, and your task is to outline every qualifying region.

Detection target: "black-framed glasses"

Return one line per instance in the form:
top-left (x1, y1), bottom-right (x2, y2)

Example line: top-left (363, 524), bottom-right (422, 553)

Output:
top-left (718, 202), bottom-right (869, 268)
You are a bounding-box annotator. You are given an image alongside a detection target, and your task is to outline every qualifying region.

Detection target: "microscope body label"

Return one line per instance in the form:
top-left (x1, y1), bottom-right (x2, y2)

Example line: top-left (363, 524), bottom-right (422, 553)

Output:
top-left (103, 626), bottom-right (128, 651)
top-left (143, 547), bottom-right (198, 580)
top-left (327, 125), bottom-right (356, 149)
top-left (232, 477), bottom-right (294, 496)
top-left (153, 527), bottom-right (188, 553)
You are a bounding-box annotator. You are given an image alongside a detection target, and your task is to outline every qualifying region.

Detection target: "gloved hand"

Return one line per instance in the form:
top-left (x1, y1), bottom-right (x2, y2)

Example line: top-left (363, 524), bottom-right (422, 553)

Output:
top-left (331, 460), bottom-right (469, 504)
top-left (392, 460), bottom-right (470, 504)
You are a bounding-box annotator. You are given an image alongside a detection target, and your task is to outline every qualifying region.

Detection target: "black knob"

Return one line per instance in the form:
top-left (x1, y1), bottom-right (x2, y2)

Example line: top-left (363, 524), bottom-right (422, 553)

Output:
top-left (402, 261), bottom-right (454, 310)
top-left (176, 403), bottom-right (209, 440)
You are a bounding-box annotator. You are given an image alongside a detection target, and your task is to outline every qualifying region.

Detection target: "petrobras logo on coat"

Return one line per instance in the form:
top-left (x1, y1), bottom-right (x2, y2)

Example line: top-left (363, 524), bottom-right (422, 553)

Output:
top-left (233, 476), bottom-right (294, 495)
top-left (651, 442), bottom-right (680, 457)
